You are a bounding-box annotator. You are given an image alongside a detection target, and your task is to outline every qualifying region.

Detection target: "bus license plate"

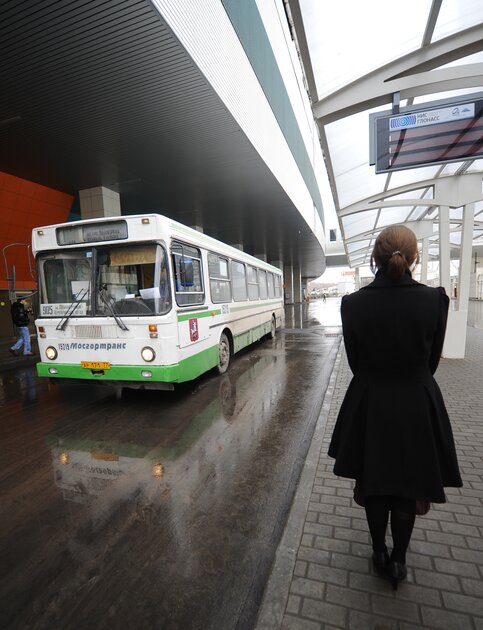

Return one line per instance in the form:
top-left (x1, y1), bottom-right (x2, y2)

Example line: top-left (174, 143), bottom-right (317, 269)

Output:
top-left (81, 361), bottom-right (111, 370)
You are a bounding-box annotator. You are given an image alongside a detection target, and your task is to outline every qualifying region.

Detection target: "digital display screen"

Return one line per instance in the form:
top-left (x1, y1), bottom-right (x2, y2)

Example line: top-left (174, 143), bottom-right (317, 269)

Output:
top-left (374, 99), bottom-right (483, 173)
top-left (57, 220), bottom-right (128, 245)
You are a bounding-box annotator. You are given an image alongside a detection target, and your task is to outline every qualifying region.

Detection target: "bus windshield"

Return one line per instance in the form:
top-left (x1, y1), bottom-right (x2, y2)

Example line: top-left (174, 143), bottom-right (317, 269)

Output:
top-left (38, 243), bottom-right (171, 317)
top-left (96, 243), bottom-right (170, 316)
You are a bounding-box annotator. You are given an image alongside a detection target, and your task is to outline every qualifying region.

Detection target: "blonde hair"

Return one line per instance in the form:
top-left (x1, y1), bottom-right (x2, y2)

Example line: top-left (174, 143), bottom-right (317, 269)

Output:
top-left (370, 225), bottom-right (419, 280)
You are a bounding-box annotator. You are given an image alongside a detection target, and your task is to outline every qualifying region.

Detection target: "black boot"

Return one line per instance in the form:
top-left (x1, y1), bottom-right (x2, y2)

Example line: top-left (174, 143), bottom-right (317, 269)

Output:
top-left (387, 560), bottom-right (407, 590)
top-left (372, 550), bottom-right (389, 576)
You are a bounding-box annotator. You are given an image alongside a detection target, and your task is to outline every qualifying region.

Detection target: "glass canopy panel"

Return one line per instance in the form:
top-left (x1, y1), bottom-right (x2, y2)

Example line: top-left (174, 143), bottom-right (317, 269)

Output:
top-left (300, 0), bottom-right (432, 99)
top-left (384, 188), bottom-right (433, 202)
top-left (349, 255), bottom-right (369, 267)
top-left (407, 206), bottom-right (433, 221)
top-left (346, 239), bottom-right (372, 253)
top-left (326, 106), bottom-right (399, 208)
top-left (341, 209), bottom-right (379, 239)
top-left (466, 158), bottom-right (483, 173)
top-left (377, 207), bottom-right (415, 228)
top-left (450, 207), bottom-right (464, 220)
top-left (432, 0), bottom-right (483, 42)
top-left (412, 85), bottom-right (483, 107)
top-left (451, 232), bottom-right (462, 245)
top-left (326, 113), bottom-right (368, 178)
top-left (388, 165), bottom-right (442, 191)
top-left (440, 161), bottom-right (467, 175)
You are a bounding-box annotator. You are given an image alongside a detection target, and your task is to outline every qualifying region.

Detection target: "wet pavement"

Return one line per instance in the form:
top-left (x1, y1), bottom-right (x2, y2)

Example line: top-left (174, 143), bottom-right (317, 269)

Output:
top-left (0, 300), bottom-right (342, 630)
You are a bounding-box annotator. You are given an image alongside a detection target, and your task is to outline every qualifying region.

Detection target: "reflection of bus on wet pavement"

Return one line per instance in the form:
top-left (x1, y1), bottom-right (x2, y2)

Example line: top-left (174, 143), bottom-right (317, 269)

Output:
top-left (32, 214), bottom-right (284, 393)
top-left (47, 352), bottom-right (286, 506)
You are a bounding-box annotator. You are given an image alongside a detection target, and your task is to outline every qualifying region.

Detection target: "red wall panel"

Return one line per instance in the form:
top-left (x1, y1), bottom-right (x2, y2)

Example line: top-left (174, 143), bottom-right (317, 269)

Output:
top-left (0, 172), bottom-right (73, 290)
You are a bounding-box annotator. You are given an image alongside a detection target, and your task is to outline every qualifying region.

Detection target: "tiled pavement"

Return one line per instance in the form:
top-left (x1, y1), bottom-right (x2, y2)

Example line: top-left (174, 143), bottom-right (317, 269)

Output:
top-left (257, 326), bottom-right (483, 630)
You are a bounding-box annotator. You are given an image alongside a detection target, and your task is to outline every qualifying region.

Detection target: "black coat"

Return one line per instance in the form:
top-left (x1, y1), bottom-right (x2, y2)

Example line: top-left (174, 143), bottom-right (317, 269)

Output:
top-left (11, 301), bottom-right (29, 326)
top-left (328, 270), bottom-right (462, 503)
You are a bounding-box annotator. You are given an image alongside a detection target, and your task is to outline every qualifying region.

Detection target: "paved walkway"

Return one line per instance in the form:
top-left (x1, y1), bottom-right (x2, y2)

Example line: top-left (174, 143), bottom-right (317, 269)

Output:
top-left (257, 325), bottom-right (483, 630)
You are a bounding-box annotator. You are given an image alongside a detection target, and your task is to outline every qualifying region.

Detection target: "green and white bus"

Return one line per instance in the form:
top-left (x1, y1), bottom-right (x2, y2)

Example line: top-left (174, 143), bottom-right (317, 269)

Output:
top-left (32, 214), bottom-right (284, 391)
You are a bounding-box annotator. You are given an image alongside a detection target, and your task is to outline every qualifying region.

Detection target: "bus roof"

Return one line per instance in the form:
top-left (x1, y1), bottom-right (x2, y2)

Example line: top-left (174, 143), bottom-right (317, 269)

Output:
top-left (32, 213), bottom-right (282, 274)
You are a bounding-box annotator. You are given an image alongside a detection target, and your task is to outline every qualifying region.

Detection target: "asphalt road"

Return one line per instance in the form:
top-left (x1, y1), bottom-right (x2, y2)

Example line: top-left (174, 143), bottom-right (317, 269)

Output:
top-left (0, 300), bottom-right (341, 630)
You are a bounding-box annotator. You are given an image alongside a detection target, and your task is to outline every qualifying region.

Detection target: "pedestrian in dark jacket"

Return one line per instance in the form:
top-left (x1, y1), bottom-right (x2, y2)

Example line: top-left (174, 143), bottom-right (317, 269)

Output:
top-left (9, 298), bottom-right (34, 356)
top-left (328, 225), bottom-right (462, 589)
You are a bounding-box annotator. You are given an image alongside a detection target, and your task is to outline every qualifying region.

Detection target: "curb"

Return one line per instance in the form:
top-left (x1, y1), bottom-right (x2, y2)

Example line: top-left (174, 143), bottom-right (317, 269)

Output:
top-left (255, 346), bottom-right (342, 630)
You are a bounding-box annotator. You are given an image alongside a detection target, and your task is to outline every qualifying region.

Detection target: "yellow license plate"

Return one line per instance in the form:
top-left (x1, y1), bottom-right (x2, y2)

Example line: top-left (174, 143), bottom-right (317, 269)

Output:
top-left (81, 361), bottom-right (111, 370)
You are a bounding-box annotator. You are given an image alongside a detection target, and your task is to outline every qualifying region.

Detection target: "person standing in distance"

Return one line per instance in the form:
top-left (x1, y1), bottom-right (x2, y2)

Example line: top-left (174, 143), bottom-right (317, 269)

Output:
top-left (328, 225), bottom-right (462, 589)
top-left (9, 298), bottom-right (35, 357)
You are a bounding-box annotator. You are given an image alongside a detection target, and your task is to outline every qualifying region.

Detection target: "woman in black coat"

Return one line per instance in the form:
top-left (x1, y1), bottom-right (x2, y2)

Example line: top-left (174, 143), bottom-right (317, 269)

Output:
top-left (328, 225), bottom-right (462, 589)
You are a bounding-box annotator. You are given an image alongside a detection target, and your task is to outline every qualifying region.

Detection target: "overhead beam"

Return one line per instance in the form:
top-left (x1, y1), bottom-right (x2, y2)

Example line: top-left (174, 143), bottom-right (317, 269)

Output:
top-left (421, 0), bottom-right (443, 46)
top-left (312, 24), bottom-right (483, 124)
top-left (336, 173), bottom-right (483, 218)
top-left (314, 63), bottom-right (483, 124)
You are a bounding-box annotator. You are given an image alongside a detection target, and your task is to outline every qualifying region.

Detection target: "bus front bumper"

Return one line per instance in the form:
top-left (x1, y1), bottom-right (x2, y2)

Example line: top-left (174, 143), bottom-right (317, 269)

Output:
top-left (37, 361), bottom-right (180, 383)
top-left (36, 345), bottom-right (218, 384)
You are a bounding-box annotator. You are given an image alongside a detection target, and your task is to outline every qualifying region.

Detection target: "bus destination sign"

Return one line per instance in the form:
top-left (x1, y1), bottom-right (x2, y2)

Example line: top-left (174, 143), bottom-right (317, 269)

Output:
top-left (57, 220), bottom-right (128, 245)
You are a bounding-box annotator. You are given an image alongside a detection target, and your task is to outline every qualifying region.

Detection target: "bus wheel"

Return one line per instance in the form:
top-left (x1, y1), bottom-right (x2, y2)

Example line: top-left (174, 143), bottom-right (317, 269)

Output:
top-left (217, 332), bottom-right (230, 374)
top-left (268, 315), bottom-right (276, 339)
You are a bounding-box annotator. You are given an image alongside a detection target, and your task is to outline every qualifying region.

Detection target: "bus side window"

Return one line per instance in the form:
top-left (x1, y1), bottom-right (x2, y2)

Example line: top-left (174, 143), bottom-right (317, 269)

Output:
top-left (267, 273), bottom-right (275, 298)
top-left (231, 260), bottom-right (247, 301)
top-left (275, 274), bottom-right (282, 297)
top-left (247, 265), bottom-right (258, 300)
top-left (259, 270), bottom-right (268, 299)
top-left (171, 242), bottom-right (204, 306)
top-left (208, 253), bottom-right (231, 303)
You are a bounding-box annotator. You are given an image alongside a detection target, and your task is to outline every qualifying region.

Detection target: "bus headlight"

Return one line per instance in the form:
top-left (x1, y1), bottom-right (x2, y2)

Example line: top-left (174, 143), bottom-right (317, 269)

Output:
top-left (46, 346), bottom-right (58, 360)
top-left (141, 347), bottom-right (155, 362)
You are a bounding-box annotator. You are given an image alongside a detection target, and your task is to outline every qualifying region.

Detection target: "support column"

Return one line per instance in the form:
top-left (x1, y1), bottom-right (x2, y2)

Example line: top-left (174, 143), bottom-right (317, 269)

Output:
top-left (270, 260), bottom-right (283, 271)
top-left (79, 187), bottom-right (121, 219)
top-left (436, 174), bottom-right (482, 358)
top-left (457, 202), bottom-right (475, 311)
top-left (354, 267), bottom-right (360, 291)
top-left (420, 238), bottom-right (429, 285)
top-left (283, 266), bottom-right (293, 304)
top-left (293, 267), bottom-right (302, 303)
top-left (438, 206), bottom-right (451, 296)
top-left (255, 253), bottom-right (267, 262)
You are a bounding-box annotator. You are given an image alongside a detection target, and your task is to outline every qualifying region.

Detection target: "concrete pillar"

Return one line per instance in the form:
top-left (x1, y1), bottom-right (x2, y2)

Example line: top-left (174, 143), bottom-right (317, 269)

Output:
top-left (231, 243), bottom-right (243, 251)
top-left (191, 225), bottom-right (204, 233)
top-left (420, 238), bottom-right (429, 285)
top-left (293, 267), bottom-right (302, 303)
top-left (457, 202), bottom-right (474, 311)
top-left (270, 260), bottom-right (283, 271)
top-left (255, 253), bottom-right (267, 262)
top-left (283, 265), bottom-right (293, 304)
top-left (438, 205), bottom-right (451, 296)
top-left (79, 187), bottom-right (121, 219)
top-left (354, 267), bottom-right (360, 291)
top-left (437, 174), bottom-right (482, 358)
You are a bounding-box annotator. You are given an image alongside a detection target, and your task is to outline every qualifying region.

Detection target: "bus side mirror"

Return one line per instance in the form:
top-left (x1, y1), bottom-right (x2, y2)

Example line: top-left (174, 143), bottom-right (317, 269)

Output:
top-left (179, 260), bottom-right (194, 287)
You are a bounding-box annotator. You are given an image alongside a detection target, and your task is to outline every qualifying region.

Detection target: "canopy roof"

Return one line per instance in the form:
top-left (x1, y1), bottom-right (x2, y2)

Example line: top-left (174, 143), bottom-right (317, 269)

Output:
top-left (290, 0), bottom-right (483, 267)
